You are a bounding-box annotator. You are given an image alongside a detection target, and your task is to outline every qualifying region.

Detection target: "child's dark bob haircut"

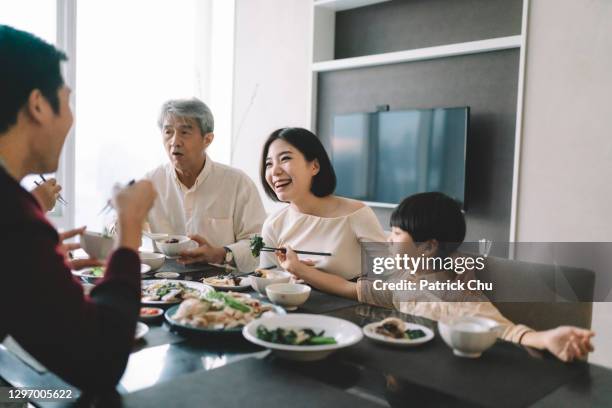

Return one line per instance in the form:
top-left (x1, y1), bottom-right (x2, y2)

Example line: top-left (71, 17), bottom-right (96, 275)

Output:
top-left (390, 192), bottom-right (466, 256)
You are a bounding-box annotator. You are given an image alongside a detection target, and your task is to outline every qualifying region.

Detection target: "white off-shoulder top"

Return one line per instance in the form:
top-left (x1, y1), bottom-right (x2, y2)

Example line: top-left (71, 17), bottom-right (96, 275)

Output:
top-left (260, 205), bottom-right (387, 280)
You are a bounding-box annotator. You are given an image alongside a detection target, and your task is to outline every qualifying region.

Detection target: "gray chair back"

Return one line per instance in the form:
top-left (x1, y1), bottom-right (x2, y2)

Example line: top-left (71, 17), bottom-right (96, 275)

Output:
top-left (479, 256), bottom-right (594, 330)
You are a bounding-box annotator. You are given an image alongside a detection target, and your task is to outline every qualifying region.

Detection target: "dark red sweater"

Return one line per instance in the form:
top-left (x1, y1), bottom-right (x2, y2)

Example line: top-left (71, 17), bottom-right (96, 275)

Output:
top-left (0, 167), bottom-right (141, 392)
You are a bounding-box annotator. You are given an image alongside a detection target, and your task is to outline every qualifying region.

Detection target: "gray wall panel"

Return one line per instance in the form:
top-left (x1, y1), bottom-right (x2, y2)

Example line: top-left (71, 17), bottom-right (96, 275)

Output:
top-left (335, 0), bottom-right (523, 59)
top-left (316, 49), bottom-right (520, 243)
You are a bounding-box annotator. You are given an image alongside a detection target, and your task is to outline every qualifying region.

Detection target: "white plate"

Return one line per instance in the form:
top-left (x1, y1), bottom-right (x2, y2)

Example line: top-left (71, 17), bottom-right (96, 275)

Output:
top-left (363, 321), bottom-right (434, 346)
top-left (73, 264), bottom-right (151, 281)
top-left (135, 322), bottom-right (149, 340)
top-left (141, 279), bottom-right (213, 305)
top-left (202, 276), bottom-right (252, 292)
top-left (242, 314), bottom-right (363, 361)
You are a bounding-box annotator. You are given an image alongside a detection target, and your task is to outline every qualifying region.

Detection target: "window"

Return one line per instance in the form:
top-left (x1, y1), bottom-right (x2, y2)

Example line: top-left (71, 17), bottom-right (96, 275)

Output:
top-left (1, 0), bottom-right (234, 233)
top-left (74, 0), bottom-right (234, 232)
top-left (0, 1), bottom-right (69, 223)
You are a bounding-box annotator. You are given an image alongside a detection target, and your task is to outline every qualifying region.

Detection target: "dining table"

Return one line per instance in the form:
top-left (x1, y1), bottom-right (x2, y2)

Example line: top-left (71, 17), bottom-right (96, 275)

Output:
top-left (1, 259), bottom-right (612, 407)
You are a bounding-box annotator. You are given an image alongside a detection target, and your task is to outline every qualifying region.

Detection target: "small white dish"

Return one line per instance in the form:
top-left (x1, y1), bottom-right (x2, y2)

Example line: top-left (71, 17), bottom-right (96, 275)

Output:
top-left (250, 270), bottom-right (292, 295)
top-left (139, 307), bottom-right (164, 322)
top-left (155, 235), bottom-right (198, 258)
top-left (438, 316), bottom-right (502, 358)
top-left (135, 322), bottom-right (149, 340)
top-left (266, 283), bottom-right (311, 311)
top-left (139, 251), bottom-right (166, 271)
top-left (363, 321), bottom-right (434, 347)
top-left (242, 313), bottom-right (363, 361)
top-left (154, 271), bottom-right (180, 279)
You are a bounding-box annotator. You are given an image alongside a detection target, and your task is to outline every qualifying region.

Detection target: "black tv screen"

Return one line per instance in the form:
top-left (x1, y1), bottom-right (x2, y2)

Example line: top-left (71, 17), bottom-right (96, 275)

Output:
top-left (331, 107), bottom-right (468, 206)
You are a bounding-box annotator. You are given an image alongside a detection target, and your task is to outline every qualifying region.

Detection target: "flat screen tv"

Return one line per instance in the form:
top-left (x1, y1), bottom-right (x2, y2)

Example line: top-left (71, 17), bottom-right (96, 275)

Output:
top-left (331, 106), bottom-right (468, 207)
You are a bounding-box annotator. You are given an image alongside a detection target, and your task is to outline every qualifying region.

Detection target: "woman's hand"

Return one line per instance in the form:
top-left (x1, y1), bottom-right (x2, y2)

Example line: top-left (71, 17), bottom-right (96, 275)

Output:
top-left (275, 246), bottom-right (314, 275)
top-left (31, 178), bottom-right (62, 212)
top-left (58, 226), bottom-right (103, 270)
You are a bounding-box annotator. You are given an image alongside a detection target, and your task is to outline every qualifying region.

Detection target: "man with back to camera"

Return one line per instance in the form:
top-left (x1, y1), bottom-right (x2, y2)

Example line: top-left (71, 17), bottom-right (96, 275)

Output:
top-left (0, 25), bottom-right (157, 392)
top-left (144, 98), bottom-right (266, 271)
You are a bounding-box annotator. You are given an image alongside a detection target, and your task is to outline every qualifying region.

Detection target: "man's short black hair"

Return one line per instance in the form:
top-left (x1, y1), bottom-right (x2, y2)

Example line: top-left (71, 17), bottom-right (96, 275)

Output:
top-left (260, 127), bottom-right (337, 202)
top-left (391, 192), bottom-right (466, 256)
top-left (0, 25), bottom-right (67, 134)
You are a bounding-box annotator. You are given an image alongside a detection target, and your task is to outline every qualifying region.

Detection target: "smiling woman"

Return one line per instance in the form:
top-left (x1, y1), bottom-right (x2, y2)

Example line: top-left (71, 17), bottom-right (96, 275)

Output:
top-left (259, 127), bottom-right (387, 285)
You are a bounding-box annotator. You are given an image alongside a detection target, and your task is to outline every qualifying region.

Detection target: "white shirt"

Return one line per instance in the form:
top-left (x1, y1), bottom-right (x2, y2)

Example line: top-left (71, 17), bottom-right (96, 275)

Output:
top-left (145, 155), bottom-right (266, 272)
top-left (260, 205), bottom-right (387, 280)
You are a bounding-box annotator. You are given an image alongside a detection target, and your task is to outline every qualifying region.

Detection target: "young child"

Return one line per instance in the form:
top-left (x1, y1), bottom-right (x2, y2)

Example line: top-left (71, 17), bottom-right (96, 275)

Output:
top-left (275, 192), bottom-right (595, 362)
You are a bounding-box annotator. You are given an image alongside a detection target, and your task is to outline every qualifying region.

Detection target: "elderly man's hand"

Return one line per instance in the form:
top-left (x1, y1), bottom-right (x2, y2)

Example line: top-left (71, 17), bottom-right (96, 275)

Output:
top-left (32, 178), bottom-right (62, 212)
top-left (177, 234), bottom-right (226, 265)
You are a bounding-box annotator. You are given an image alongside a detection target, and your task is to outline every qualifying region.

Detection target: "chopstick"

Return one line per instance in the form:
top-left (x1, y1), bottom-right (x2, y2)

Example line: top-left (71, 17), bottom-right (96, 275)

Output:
top-left (37, 175), bottom-right (68, 205)
top-left (98, 179), bottom-right (136, 215)
top-left (260, 247), bottom-right (332, 257)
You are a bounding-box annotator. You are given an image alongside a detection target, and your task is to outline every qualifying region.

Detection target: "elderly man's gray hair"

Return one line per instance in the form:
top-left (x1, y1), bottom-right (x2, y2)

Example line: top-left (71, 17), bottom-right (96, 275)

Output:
top-left (157, 98), bottom-right (214, 134)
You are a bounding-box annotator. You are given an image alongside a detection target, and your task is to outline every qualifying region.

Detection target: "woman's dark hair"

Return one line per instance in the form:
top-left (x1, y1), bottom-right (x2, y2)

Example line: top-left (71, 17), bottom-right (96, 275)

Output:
top-left (260, 127), bottom-right (336, 202)
top-left (390, 192), bottom-right (466, 256)
top-left (0, 25), bottom-right (67, 134)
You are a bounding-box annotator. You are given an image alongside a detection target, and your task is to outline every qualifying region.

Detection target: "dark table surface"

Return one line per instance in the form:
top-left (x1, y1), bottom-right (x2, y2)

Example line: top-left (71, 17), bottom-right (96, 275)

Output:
top-left (2, 264), bottom-right (612, 407)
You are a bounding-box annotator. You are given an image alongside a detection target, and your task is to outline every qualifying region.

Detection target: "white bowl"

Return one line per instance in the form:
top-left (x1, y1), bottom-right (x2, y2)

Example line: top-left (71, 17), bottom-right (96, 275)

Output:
top-left (266, 283), bottom-right (311, 310)
top-left (242, 314), bottom-right (363, 361)
top-left (155, 235), bottom-right (197, 258)
top-left (250, 270), bottom-right (292, 295)
top-left (80, 231), bottom-right (114, 259)
top-left (139, 251), bottom-right (166, 271)
top-left (438, 316), bottom-right (502, 358)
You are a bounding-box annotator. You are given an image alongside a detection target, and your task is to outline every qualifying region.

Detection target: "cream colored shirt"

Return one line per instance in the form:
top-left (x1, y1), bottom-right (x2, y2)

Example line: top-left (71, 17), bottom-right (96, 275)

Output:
top-left (357, 268), bottom-right (533, 343)
top-left (144, 156), bottom-right (266, 272)
top-left (260, 205), bottom-right (387, 280)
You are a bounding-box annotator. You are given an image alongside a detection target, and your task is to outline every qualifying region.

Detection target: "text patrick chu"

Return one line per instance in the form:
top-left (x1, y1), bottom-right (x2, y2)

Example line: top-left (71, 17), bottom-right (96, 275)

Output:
top-left (370, 254), bottom-right (492, 292)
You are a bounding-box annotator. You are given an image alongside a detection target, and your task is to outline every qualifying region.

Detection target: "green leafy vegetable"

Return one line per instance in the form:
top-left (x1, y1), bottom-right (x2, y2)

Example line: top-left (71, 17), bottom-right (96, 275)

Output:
top-left (405, 329), bottom-right (426, 340)
top-left (256, 326), bottom-right (337, 346)
top-left (250, 235), bottom-right (265, 257)
top-left (206, 291), bottom-right (251, 313)
top-left (91, 266), bottom-right (105, 277)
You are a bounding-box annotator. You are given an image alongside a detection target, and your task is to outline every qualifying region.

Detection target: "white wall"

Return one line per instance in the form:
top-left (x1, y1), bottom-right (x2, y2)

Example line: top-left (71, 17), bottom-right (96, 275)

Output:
top-left (517, 0), bottom-right (612, 367)
top-left (231, 0), bottom-right (312, 214)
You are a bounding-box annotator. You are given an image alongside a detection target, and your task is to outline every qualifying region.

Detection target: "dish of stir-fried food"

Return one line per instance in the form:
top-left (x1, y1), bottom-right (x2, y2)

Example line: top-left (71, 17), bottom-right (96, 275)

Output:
top-left (169, 292), bottom-right (278, 330)
top-left (141, 280), bottom-right (207, 303)
top-left (202, 275), bottom-right (250, 290)
top-left (375, 317), bottom-right (427, 340)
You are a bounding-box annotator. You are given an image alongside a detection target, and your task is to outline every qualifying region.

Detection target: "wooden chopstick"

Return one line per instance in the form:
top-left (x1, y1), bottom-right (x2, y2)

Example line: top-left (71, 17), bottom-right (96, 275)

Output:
top-left (260, 247), bottom-right (332, 257)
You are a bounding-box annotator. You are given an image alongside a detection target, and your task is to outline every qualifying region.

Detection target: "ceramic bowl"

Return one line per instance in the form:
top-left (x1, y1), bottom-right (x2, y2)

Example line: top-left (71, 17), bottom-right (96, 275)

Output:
top-left (155, 235), bottom-right (197, 258)
top-left (438, 316), bottom-right (502, 358)
top-left (266, 283), bottom-right (311, 310)
top-left (80, 230), bottom-right (114, 259)
top-left (250, 270), bottom-right (292, 295)
top-left (139, 251), bottom-right (166, 271)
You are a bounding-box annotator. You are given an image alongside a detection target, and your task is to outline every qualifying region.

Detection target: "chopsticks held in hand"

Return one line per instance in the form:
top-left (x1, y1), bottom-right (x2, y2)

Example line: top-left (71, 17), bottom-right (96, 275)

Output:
top-left (98, 179), bottom-right (136, 215)
top-left (36, 174), bottom-right (68, 205)
top-left (260, 247), bottom-right (332, 257)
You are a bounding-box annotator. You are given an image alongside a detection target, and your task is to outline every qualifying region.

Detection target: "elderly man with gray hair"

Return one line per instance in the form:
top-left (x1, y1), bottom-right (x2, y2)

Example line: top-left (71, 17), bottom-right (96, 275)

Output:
top-left (144, 97), bottom-right (266, 271)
